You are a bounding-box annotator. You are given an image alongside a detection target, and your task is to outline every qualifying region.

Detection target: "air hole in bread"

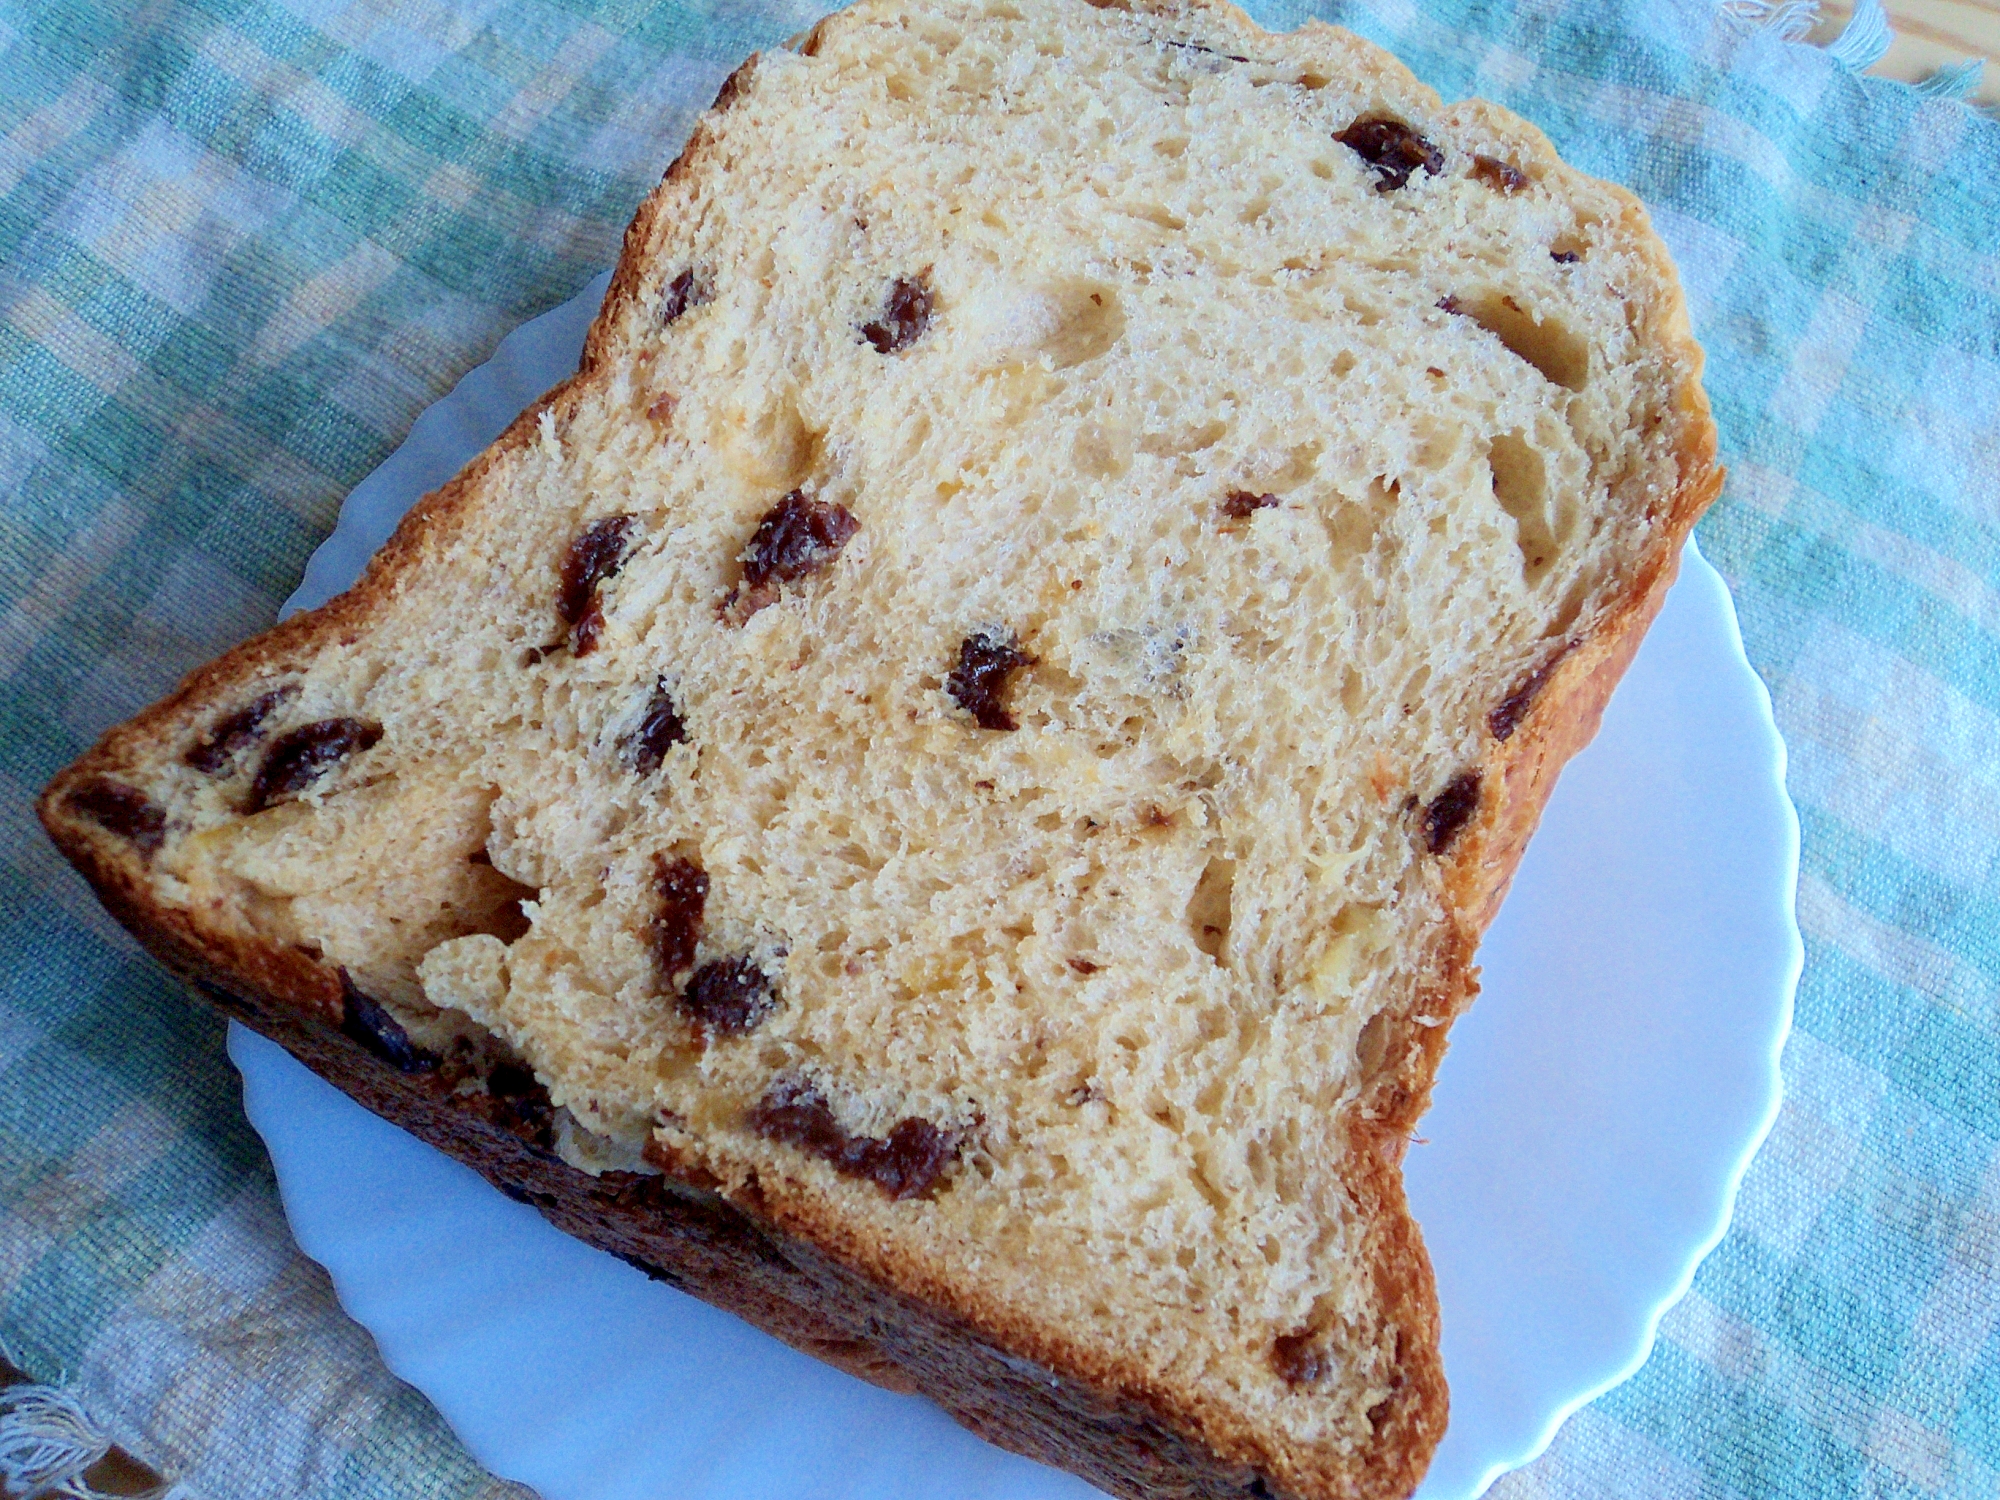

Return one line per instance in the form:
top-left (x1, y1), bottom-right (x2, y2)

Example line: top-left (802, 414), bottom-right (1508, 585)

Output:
top-left (1488, 431), bottom-right (1561, 586)
top-left (1074, 419), bottom-right (1134, 477)
top-left (1459, 292), bottom-right (1588, 390)
top-left (1323, 477), bottom-right (1396, 558)
top-left (478, 876), bottom-right (536, 945)
top-left (1121, 202), bottom-right (1186, 232)
top-left (1189, 1164), bottom-right (1227, 1213)
top-left (1273, 439), bottom-right (1322, 486)
top-left (1138, 417), bottom-right (1228, 457)
top-left (719, 395), bottom-right (821, 490)
top-left (947, 54), bottom-right (992, 94)
top-left (1338, 292), bottom-right (1384, 328)
top-left (966, 279), bottom-right (1124, 370)
top-left (1355, 1009), bottom-right (1392, 1079)
top-left (1187, 856), bottom-right (1235, 962)
top-left (1399, 663), bottom-right (1430, 717)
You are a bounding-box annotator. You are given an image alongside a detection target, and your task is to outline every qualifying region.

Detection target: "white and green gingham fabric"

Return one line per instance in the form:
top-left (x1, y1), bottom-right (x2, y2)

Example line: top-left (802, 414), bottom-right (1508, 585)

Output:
top-left (3, 0), bottom-right (1997, 1494)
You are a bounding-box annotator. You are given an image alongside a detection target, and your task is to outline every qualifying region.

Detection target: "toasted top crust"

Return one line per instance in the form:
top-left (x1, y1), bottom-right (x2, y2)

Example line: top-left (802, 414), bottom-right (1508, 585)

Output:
top-left (40, 3), bottom-right (1719, 1497)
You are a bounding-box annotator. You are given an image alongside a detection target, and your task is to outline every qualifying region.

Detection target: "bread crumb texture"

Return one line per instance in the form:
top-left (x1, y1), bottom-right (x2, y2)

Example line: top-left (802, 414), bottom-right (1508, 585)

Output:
top-left (47, 1), bottom-right (1714, 1493)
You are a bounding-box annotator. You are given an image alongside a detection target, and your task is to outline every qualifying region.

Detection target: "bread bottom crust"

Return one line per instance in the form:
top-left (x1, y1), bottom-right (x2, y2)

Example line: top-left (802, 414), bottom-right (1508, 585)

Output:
top-left (179, 958), bottom-right (1291, 1500)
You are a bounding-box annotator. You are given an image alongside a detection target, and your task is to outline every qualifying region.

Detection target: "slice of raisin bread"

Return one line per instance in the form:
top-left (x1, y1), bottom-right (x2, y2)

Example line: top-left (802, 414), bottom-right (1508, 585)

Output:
top-left (41, 1), bottom-right (1719, 1496)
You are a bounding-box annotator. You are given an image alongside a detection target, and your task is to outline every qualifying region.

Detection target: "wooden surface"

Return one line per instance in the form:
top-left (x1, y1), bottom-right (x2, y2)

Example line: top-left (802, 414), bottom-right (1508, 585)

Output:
top-left (1814, 0), bottom-right (2000, 105)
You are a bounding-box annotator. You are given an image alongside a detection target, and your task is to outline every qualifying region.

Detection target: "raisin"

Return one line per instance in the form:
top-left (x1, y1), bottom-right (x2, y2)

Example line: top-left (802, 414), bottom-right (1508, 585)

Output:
top-left (1422, 771), bottom-right (1482, 854)
top-left (1272, 1329), bottom-right (1330, 1385)
top-left (680, 956), bottom-right (776, 1036)
top-left (623, 680), bottom-right (688, 775)
top-left (68, 779), bottom-right (166, 855)
top-left (247, 718), bottom-right (381, 812)
top-left (725, 491), bottom-right (860, 620)
top-left (1470, 154), bottom-right (1528, 193)
top-left (184, 684), bottom-right (296, 773)
top-left (661, 268), bottom-right (712, 325)
top-left (747, 1076), bottom-right (962, 1200)
top-left (1334, 118), bottom-right (1443, 192)
top-left (1551, 249), bottom-right (1581, 264)
top-left (862, 1116), bottom-right (962, 1199)
top-left (338, 970), bottom-right (438, 1073)
top-left (558, 514), bottom-right (636, 655)
top-left (860, 275), bottom-right (934, 353)
top-left (1489, 643), bottom-right (1574, 742)
top-left (653, 855), bottom-right (709, 981)
top-left (1436, 295), bottom-right (1463, 316)
top-left (484, 1061), bottom-right (556, 1152)
top-left (947, 630), bottom-right (1033, 731)
top-left (1221, 489), bottom-right (1278, 520)
top-left (1068, 957), bottom-right (1102, 975)
top-left (742, 492), bottom-right (860, 591)
top-left (487, 1060), bottom-right (538, 1098)
top-left (749, 1076), bottom-right (848, 1156)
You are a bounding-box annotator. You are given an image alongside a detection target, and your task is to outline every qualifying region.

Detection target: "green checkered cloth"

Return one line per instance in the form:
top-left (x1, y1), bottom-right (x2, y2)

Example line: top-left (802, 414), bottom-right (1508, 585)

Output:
top-left (3, 0), bottom-right (1995, 1494)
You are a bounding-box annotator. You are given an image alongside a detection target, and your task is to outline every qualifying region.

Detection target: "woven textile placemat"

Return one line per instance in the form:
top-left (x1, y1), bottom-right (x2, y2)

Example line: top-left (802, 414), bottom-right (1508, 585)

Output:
top-left (3, 1), bottom-right (1996, 1495)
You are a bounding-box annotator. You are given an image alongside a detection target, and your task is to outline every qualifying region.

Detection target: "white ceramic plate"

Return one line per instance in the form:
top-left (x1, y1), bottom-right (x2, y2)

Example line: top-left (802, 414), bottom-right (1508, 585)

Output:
top-left (234, 273), bottom-right (1801, 1500)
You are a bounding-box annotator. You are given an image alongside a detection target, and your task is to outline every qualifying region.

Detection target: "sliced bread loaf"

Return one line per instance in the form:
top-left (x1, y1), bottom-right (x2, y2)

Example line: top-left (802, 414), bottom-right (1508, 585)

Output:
top-left (41, 1), bottom-right (1719, 1496)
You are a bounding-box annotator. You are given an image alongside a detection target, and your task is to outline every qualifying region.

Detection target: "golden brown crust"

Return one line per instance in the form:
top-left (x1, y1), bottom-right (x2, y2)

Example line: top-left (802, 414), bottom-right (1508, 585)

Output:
top-left (38, 5), bottom-right (1722, 1499)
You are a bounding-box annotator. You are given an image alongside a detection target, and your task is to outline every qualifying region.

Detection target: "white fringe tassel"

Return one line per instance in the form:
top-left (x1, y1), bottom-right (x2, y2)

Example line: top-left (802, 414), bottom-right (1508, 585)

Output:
top-left (1824, 0), bottom-right (1893, 71)
top-left (1722, 0), bottom-right (1822, 43)
top-left (0, 1381), bottom-right (190, 1500)
top-left (1724, 0), bottom-right (1988, 109)
top-left (1914, 56), bottom-right (1986, 100)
